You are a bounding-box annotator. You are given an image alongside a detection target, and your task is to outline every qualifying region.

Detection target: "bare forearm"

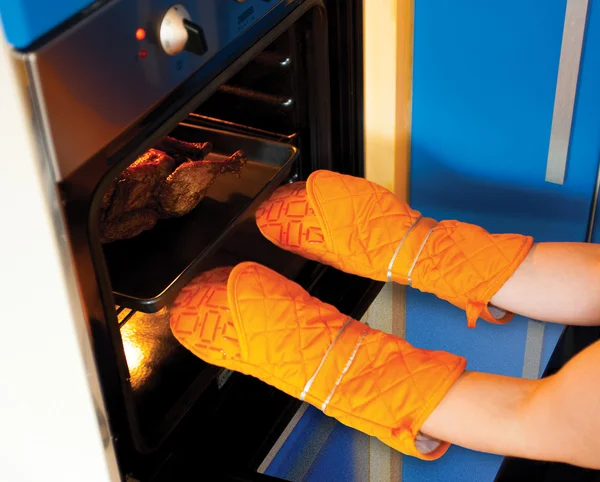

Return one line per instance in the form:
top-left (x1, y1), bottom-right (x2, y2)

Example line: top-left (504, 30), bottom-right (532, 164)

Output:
top-left (420, 371), bottom-right (539, 459)
top-left (420, 340), bottom-right (600, 469)
top-left (491, 242), bottom-right (600, 325)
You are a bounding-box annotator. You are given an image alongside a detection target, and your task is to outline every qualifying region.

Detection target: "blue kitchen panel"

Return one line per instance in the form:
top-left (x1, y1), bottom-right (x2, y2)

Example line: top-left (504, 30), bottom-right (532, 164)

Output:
top-left (403, 443), bottom-right (501, 482)
top-left (304, 423), bottom-right (368, 482)
top-left (264, 405), bottom-right (366, 481)
top-left (264, 406), bottom-right (326, 479)
top-left (569, 0), bottom-right (600, 228)
top-left (410, 0), bottom-right (600, 244)
top-left (0, 0), bottom-right (96, 49)
top-left (407, 291), bottom-right (528, 378)
top-left (407, 0), bottom-right (600, 481)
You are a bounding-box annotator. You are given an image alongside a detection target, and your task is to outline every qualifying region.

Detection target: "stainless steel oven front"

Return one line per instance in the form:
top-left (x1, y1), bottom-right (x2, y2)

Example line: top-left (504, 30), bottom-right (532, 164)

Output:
top-left (12, 0), bottom-right (379, 479)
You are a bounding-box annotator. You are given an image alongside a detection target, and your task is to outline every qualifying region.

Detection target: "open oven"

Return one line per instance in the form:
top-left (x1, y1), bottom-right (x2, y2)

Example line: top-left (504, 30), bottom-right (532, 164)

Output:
top-left (13, 0), bottom-right (380, 480)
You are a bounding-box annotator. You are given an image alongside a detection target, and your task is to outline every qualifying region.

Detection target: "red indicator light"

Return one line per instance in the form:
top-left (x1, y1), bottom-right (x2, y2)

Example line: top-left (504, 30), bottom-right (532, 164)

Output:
top-left (135, 28), bottom-right (146, 41)
top-left (139, 49), bottom-right (148, 60)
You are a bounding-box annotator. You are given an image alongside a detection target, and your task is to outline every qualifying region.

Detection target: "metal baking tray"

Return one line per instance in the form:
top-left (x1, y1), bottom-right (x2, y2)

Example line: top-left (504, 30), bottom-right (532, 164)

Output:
top-left (102, 123), bottom-right (298, 312)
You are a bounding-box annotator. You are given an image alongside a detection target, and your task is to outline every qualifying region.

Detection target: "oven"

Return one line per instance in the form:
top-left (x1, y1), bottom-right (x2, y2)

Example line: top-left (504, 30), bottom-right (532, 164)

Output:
top-left (4, 0), bottom-right (381, 480)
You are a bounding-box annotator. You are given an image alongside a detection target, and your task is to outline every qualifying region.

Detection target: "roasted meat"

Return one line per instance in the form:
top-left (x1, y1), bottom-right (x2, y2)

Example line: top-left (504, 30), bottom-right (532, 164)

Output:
top-left (100, 210), bottom-right (159, 243)
top-left (158, 150), bottom-right (248, 217)
top-left (99, 137), bottom-right (248, 243)
top-left (103, 149), bottom-right (176, 220)
top-left (154, 137), bottom-right (213, 163)
top-left (100, 179), bottom-right (117, 218)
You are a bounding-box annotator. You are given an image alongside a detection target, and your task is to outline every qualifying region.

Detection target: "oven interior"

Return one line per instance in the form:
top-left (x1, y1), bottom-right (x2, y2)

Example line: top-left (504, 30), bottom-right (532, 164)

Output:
top-left (82, 5), bottom-right (375, 478)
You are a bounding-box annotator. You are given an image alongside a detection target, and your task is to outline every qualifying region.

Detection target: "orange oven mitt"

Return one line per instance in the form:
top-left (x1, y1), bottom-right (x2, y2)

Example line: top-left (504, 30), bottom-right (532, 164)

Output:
top-left (255, 170), bottom-right (533, 328)
top-left (170, 262), bottom-right (466, 460)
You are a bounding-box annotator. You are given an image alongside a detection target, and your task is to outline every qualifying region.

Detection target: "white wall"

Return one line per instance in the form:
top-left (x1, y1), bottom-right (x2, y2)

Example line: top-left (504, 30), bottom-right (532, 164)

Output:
top-left (0, 27), bottom-right (120, 482)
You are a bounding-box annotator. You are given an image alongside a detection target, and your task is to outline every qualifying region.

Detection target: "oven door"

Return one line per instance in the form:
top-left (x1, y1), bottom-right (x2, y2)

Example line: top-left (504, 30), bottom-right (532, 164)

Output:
top-left (22, 0), bottom-right (378, 480)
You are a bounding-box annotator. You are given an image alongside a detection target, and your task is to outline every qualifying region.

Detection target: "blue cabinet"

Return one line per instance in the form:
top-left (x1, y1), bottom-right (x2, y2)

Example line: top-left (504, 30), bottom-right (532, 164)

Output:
top-left (0, 0), bottom-right (95, 49)
top-left (405, 1), bottom-right (600, 481)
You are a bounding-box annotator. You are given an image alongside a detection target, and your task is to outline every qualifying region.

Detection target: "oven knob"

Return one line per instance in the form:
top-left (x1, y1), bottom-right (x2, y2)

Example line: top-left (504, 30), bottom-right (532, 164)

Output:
top-left (159, 4), bottom-right (208, 56)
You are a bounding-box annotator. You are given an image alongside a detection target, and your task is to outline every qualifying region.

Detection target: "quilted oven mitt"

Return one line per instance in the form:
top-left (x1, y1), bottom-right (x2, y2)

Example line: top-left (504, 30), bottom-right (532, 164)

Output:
top-left (170, 261), bottom-right (466, 460)
top-left (255, 170), bottom-right (533, 328)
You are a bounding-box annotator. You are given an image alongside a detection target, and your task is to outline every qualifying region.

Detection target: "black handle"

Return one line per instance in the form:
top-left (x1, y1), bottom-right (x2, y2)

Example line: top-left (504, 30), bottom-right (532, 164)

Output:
top-left (183, 19), bottom-right (208, 56)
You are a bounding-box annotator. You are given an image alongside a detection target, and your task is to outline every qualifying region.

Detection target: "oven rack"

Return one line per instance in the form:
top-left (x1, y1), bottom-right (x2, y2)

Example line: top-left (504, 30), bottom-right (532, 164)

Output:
top-left (116, 305), bottom-right (135, 327)
top-left (187, 113), bottom-right (298, 145)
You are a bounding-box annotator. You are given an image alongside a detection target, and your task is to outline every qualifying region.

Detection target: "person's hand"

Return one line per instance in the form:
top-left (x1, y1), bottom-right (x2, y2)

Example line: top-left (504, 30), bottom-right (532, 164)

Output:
top-left (255, 170), bottom-right (533, 328)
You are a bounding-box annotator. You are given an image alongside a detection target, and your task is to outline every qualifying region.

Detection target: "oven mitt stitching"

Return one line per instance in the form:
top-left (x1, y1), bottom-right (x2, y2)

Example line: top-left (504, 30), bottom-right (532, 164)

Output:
top-left (170, 262), bottom-right (466, 460)
top-left (256, 170), bottom-right (533, 328)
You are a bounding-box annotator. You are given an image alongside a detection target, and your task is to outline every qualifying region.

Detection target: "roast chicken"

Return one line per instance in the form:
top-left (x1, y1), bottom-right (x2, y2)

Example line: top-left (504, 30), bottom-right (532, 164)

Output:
top-left (100, 137), bottom-right (248, 243)
top-left (154, 136), bottom-right (213, 163)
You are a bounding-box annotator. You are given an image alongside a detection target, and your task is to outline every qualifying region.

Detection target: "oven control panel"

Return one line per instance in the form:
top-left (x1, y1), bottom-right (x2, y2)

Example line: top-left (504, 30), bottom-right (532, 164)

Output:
top-left (24, 0), bottom-right (290, 181)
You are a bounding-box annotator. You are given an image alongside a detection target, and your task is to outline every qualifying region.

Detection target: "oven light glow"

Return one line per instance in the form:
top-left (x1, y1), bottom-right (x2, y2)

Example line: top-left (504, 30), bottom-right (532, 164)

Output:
top-left (120, 318), bottom-right (155, 388)
top-left (135, 28), bottom-right (146, 41)
top-left (123, 338), bottom-right (144, 373)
